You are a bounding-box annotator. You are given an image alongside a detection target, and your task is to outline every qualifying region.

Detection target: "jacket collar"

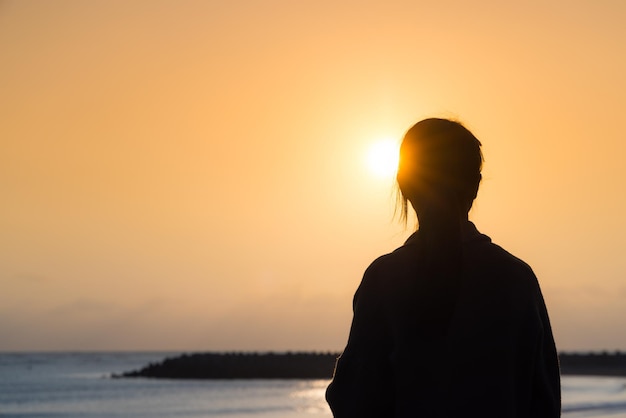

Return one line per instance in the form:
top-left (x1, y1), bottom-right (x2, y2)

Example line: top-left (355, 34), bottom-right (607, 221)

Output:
top-left (404, 221), bottom-right (490, 246)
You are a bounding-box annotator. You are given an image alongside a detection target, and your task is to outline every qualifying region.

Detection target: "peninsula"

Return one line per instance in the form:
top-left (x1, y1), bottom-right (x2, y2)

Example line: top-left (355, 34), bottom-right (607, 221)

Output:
top-left (116, 352), bottom-right (338, 379)
top-left (115, 351), bottom-right (626, 379)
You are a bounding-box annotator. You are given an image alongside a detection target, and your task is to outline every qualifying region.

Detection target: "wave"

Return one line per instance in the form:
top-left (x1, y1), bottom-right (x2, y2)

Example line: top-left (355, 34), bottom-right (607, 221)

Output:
top-left (563, 400), bottom-right (626, 414)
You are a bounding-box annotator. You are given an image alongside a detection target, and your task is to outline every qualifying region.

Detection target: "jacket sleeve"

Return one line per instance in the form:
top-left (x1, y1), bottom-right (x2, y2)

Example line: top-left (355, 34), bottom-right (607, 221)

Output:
top-left (529, 278), bottom-right (561, 417)
top-left (326, 261), bottom-right (394, 418)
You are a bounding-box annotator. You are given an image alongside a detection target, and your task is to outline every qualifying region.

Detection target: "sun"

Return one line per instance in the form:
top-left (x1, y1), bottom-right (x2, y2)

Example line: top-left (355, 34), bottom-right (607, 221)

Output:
top-left (365, 138), bottom-right (400, 179)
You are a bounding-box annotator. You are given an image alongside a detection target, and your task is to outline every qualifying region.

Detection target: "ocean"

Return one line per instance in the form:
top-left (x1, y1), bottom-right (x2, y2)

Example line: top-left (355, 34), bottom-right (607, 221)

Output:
top-left (1, 352), bottom-right (626, 418)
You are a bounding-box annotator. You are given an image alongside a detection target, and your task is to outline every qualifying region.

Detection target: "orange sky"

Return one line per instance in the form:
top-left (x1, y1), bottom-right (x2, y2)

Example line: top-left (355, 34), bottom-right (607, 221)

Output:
top-left (1, 0), bottom-right (626, 351)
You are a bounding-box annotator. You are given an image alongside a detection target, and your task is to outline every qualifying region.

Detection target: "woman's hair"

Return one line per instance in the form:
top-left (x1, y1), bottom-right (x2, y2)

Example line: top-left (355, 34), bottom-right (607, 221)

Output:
top-left (396, 118), bottom-right (483, 225)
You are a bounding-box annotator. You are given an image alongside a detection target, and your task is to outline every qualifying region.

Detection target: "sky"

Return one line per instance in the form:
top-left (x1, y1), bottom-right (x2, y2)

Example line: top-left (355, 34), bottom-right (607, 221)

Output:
top-left (1, 0), bottom-right (626, 352)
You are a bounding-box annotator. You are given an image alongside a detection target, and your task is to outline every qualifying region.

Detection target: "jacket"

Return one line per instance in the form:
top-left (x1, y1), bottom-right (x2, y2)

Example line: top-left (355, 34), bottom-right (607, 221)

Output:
top-left (326, 222), bottom-right (560, 417)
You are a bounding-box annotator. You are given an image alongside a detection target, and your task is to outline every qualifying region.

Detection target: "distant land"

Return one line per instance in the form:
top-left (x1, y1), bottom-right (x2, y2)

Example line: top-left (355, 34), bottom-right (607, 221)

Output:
top-left (115, 351), bottom-right (626, 379)
top-left (115, 352), bottom-right (338, 379)
top-left (559, 352), bottom-right (626, 376)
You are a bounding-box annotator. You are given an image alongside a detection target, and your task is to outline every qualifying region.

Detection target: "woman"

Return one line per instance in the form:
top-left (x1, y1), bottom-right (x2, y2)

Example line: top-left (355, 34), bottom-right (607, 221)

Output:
top-left (326, 118), bottom-right (560, 417)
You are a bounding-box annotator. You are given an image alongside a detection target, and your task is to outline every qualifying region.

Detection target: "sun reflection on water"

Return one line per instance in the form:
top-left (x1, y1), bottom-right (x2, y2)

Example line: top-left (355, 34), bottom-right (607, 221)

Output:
top-left (290, 379), bottom-right (332, 416)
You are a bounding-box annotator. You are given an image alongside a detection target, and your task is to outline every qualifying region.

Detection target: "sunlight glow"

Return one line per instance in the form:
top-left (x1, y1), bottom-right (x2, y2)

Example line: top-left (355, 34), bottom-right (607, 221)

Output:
top-left (365, 139), bottom-right (400, 179)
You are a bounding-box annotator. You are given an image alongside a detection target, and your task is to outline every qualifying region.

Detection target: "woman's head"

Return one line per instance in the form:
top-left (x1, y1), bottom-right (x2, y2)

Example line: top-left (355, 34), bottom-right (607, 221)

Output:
top-left (396, 118), bottom-right (483, 224)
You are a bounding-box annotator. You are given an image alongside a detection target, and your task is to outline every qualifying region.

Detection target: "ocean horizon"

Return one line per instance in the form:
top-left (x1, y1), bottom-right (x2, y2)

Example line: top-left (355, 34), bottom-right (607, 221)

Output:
top-left (2, 352), bottom-right (626, 418)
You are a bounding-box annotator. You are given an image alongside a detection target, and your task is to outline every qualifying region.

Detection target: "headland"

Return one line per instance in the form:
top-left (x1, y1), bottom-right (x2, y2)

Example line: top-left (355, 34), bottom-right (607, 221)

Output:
top-left (115, 351), bottom-right (626, 379)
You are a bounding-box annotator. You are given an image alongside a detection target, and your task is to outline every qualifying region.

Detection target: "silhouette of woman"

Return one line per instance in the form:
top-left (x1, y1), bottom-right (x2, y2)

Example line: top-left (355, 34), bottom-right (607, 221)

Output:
top-left (326, 118), bottom-right (560, 417)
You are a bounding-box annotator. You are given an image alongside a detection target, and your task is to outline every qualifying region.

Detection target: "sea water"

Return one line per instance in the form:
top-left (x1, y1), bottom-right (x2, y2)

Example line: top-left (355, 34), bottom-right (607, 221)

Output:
top-left (1, 353), bottom-right (626, 418)
top-left (0, 352), bottom-right (330, 418)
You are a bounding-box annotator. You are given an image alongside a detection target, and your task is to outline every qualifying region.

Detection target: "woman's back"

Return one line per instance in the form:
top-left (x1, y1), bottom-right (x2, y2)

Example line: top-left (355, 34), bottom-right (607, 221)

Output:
top-left (327, 223), bottom-right (560, 417)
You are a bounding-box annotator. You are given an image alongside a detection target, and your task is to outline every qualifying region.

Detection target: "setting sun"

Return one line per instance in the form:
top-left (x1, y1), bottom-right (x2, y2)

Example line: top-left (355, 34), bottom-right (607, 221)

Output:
top-left (366, 139), bottom-right (400, 179)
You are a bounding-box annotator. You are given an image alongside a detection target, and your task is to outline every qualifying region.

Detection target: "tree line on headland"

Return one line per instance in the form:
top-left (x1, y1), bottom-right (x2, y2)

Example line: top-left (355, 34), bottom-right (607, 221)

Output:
top-left (115, 352), bottom-right (338, 379)
top-left (559, 351), bottom-right (626, 376)
top-left (114, 351), bottom-right (626, 379)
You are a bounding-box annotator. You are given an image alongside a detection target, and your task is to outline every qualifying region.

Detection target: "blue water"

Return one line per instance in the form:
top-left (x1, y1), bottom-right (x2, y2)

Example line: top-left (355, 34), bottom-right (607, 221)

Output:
top-left (0, 352), bottom-right (330, 418)
top-left (1, 353), bottom-right (626, 417)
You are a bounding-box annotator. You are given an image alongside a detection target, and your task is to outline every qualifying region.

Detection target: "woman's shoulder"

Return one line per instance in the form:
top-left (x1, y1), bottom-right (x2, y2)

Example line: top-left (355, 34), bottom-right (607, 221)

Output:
top-left (468, 238), bottom-right (535, 276)
top-left (463, 234), bottom-right (544, 301)
top-left (357, 244), bottom-right (423, 294)
top-left (360, 223), bottom-right (538, 285)
top-left (364, 245), bottom-right (417, 275)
